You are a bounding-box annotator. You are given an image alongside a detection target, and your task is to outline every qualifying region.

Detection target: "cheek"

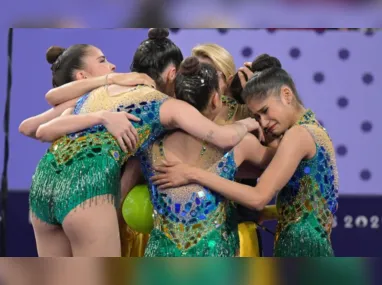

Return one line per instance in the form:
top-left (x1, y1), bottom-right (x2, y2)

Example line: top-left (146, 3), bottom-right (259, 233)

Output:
top-left (87, 63), bottom-right (111, 77)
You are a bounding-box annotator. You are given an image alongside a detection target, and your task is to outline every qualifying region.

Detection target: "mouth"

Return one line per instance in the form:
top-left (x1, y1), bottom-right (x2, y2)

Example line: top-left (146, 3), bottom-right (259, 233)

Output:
top-left (267, 123), bottom-right (277, 134)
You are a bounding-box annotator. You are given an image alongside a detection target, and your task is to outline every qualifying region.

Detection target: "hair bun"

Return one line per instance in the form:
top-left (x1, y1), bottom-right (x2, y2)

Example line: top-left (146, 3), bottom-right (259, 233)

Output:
top-left (46, 46), bottom-right (66, 64)
top-left (179, 56), bottom-right (201, 75)
top-left (148, 28), bottom-right (169, 40)
top-left (251, 54), bottom-right (282, 72)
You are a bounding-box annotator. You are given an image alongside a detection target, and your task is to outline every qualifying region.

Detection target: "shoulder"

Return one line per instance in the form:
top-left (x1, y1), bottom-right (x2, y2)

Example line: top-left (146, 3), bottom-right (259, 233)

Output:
top-left (283, 125), bottom-right (316, 145)
top-left (281, 125), bottom-right (316, 158)
top-left (141, 86), bottom-right (169, 99)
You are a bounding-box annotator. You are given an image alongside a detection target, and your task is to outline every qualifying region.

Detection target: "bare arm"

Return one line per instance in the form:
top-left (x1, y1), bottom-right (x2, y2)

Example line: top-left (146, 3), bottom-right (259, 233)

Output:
top-left (18, 98), bottom-right (78, 139)
top-left (159, 99), bottom-right (260, 149)
top-left (46, 73), bottom-right (156, 106)
top-left (234, 133), bottom-right (276, 169)
top-left (46, 76), bottom-right (109, 106)
top-left (153, 126), bottom-right (315, 210)
top-left (35, 110), bottom-right (140, 153)
top-left (234, 134), bottom-right (275, 179)
top-left (36, 109), bottom-right (103, 142)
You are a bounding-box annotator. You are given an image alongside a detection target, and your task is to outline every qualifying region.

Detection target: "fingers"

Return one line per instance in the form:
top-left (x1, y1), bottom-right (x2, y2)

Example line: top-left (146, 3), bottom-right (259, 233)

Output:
top-left (161, 160), bottom-right (178, 167)
top-left (239, 66), bottom-right (253, 78)
top-left (126, 123), bottom-right (138, 146)
top-left (122, 133), bottom-right (133, 152)
top-left (158, 183), bottom-right (173, 190)
top-left (144, 79), bottom-right (156, 89)
top-left (153, 165), bottom-right (168, 173)
top-left (117, 137), bottom-right (127, 152)
top-left (238, 71), bottom-right (247, 88)
top-left (150, 174), bottom-right (167, 182)
top-left (125, 113), bottom-right (141, 122)
top-left (124, 127), bottom-right (137, 150)
top-left (258, 130), bottom-right (265, 143)
top-left (151, 178), bottom-right (170, 186)
top-left (130, 124), bottom-right (138, 143)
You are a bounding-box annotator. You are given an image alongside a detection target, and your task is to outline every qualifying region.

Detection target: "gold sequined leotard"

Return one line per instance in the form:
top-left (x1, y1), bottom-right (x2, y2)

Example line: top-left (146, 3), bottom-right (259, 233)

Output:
top-left (29, 86), bottom-right (169, 225)
top-left (274, 109), bottom-right (339, 257)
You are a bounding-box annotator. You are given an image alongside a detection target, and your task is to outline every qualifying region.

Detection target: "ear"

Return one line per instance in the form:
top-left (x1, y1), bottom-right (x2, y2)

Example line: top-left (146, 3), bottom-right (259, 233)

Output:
top-left (74, 70), bottom-right (87, 81)
top-left (280, 86), bottom-right (293, 105)
top-left (166, 66), bottom-right (177, 82)
top-left (211, 91), bottom-right (221, 110)
top-left (227, 75), bottom-right (234, 87)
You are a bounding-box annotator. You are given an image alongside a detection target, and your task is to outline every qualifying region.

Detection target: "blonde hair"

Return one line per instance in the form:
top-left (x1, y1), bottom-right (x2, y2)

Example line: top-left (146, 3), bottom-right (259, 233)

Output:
top-left (191, 43), bottom-right (236, 81)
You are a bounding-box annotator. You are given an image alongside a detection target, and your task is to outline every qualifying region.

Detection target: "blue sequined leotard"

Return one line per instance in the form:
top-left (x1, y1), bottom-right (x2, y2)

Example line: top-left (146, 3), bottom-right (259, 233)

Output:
top-left (30, 86), bottom-right (169, 225)
top-left (274, 109), bottom-right (339, 257)
top-left (140, 136), bottom-right (240, 257)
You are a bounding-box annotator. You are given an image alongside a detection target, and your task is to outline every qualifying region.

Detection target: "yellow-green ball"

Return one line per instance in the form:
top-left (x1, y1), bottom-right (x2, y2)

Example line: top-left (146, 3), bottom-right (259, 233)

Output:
top-left (122, 184), bottom-right (154, 234)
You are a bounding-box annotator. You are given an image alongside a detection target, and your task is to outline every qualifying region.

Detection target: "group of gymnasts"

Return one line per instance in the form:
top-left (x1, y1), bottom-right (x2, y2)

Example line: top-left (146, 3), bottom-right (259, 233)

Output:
top-left (19, 28), bottom-right (339, 257)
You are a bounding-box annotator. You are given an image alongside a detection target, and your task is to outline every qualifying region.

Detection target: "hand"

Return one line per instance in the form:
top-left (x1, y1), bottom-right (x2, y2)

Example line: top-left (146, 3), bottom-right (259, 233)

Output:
top-left (108, 72), bottom-right (156, 89)
top-left (99, 111), bottom-right (141, 152)
top-left (252, 127), bottom-right (265, 144)
top-left (264, 132), bottom-right (282, 148)
top-left (237, 62), bottom-right (254, 88)
top-left (236, 118), bottom-right (264, 142)
top-left (151, 160), bottom-right (194, 190)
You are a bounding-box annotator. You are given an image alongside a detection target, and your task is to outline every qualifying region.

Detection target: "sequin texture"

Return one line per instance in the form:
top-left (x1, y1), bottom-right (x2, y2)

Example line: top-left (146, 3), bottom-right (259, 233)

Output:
top-left (141, 139), bottom-right (239, 257)
top-left (274, 109), bottom-right (339, 257)
top-left (29, 86), bottom-right (169, 225)
top-left (51, 86), bottom-right (169, 167)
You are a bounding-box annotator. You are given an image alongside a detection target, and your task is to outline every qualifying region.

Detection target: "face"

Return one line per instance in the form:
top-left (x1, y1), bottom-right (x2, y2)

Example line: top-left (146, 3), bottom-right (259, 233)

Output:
top-left (197, 56), bottom-right (227, 95)
top-left (247, 87), bottom-right (295, 136)
top-left (79, 46), bottom-right (116, 78)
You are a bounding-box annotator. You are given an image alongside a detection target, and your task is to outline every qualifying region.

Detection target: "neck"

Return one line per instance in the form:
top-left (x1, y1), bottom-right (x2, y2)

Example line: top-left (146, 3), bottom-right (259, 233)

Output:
top-left (291, 105), bottom-right (307, 125)
top-left (201, 110), bottom-right (217, 121)
top-left (223, 90), bottom-right (234, 99)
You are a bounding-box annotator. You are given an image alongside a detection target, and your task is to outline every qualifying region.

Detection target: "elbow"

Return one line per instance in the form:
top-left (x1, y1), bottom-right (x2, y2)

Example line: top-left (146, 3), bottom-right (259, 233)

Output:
top-left (223, 125), bottom-right (246, 149)
top-left (247, 201), bottom-right (266, 211)
top-left (19, 121), bottom-right (35, 138)
top-left (18, 121), bottom-right (30, 136)
top-left (246, 195), bottom-right (268, 211)
top-left (218, 133), bottom-right (240, 149)
top-left (35, 126), bottom-right (52, 142)
top-left (45, 91), bottom-right (57, 106)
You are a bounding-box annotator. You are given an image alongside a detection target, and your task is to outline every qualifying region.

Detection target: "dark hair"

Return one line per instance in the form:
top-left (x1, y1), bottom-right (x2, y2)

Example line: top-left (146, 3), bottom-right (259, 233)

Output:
top-left (175, 56), bottom-right (219, 111)
top-left (46, 44), bottom-right (91, 87)
top-left (229, 72), bottom-right (247, 104)
top-left (130, 28), bottom-right (183, 88)
top-left (242, 54), bottom-right (302, 104)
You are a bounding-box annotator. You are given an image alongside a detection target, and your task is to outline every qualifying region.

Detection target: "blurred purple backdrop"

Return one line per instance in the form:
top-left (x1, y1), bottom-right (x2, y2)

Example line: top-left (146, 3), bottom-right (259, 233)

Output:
top-left (1, 28), bottom-right (381, 256)
top-left (2, 28), bottom-right (381, 195)
top-left (1, 1), bottom-right (382, 28)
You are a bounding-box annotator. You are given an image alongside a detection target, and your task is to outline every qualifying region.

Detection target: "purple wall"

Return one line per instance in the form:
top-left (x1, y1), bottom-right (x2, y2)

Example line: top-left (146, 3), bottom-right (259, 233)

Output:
top-left (7, 28), bottom-right (147, 190)
top-left (1, 28), bottom-right (381, 257)
top-left (4, 28), bottom-right (381, 195)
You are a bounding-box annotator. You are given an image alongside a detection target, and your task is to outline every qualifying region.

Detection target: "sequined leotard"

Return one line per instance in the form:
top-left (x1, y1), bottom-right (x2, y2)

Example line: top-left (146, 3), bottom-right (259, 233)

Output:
top-left (274, 109), bottom-right (339, 257)
top-left (29, 86), bottom-right (169, 225)
top-left (141, 137), bottom-right (239, 257)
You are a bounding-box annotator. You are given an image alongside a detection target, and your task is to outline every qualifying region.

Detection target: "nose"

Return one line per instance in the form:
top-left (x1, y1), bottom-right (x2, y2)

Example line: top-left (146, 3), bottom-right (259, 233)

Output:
top-left (110, 63), bottom-right (116, 71)
top-left (260, 116), bottom-right (271, 131)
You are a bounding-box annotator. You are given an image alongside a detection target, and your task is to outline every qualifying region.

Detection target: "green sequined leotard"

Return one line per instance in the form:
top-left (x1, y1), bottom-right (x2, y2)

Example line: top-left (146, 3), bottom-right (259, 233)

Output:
top-left (274, 109), bottom-right (339, 257)
top-left (140, 137), bottom-right (239, 257)
top-left (29, 86), bottom-right (169, 225)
